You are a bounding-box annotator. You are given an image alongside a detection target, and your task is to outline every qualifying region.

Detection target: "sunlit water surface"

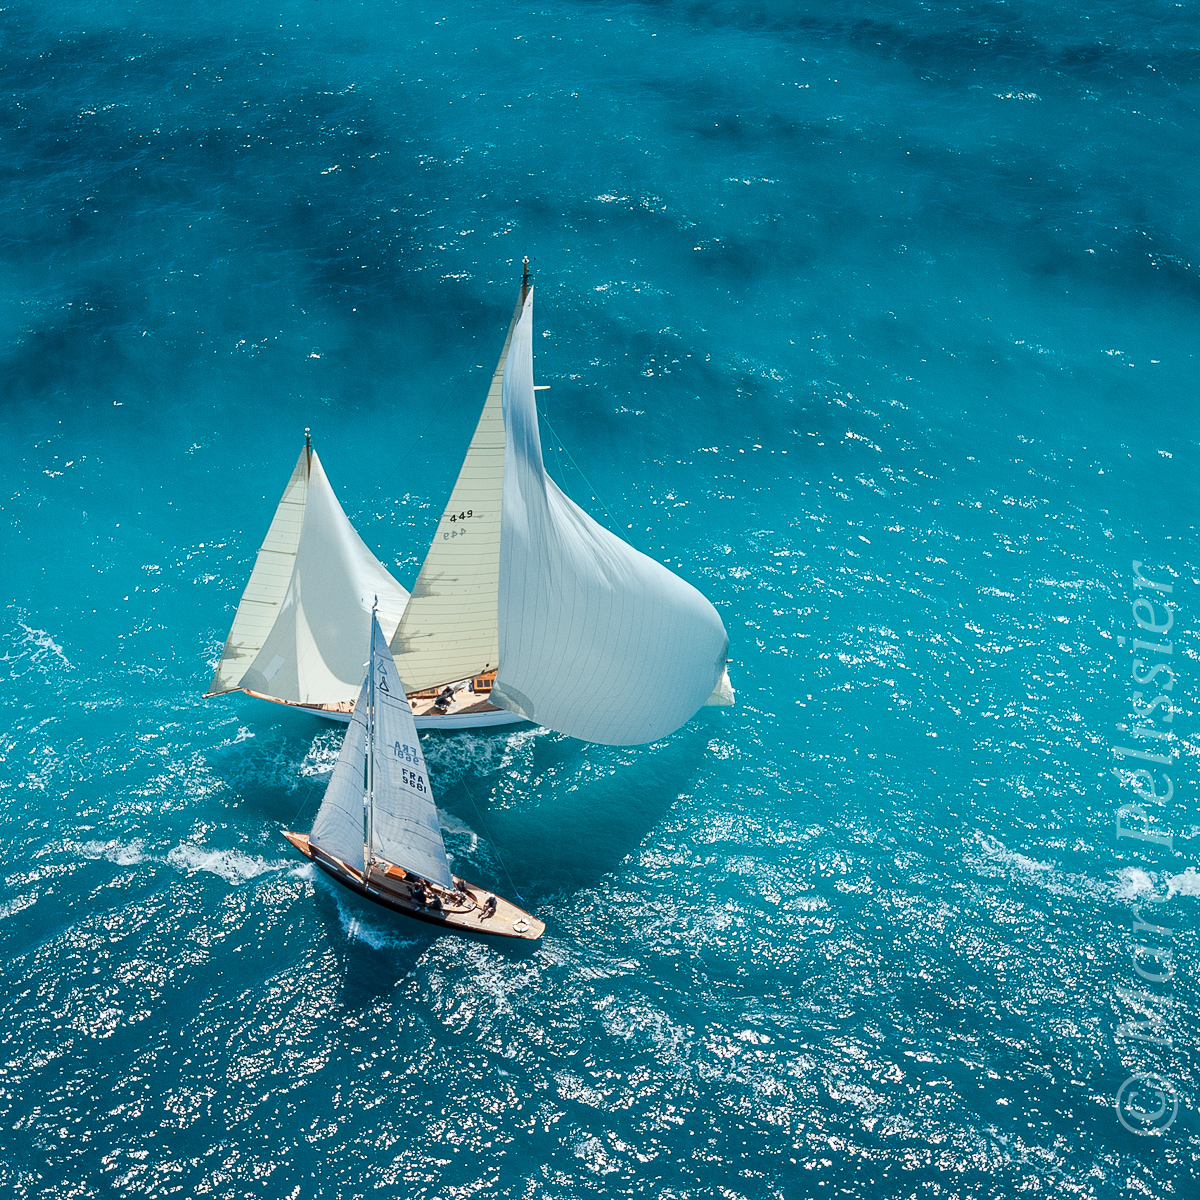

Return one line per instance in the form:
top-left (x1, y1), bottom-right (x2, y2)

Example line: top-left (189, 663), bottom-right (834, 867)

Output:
top-left (1, 1), bottom-right (1198, 1196)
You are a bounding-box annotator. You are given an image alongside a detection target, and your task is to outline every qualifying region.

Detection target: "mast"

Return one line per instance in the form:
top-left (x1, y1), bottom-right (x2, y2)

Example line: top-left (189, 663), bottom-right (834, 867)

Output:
top-left (364, 602), bottom-right (377, 874)
top-left (304, 427), bottom-right (312, 472)
top-left (521, 256), bottom-right (532, 303)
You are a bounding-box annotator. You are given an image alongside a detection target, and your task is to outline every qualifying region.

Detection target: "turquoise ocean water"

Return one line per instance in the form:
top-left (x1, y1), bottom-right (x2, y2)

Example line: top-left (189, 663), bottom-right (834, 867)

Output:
top-left (1, 1), bottom-right (1197, 1195)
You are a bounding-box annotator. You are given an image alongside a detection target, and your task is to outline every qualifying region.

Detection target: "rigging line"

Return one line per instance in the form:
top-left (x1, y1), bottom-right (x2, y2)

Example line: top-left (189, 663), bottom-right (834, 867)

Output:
top-left (538, 411), bottom-right (639, 546)
top-left (372, 372), bottom-right (465, 494)
top-left (551, 437), bottom-right (568, 495)
top-left (287, 778), bottom-right (322, 830)
top-left (459, 775), bottom-right (525, 904)
top-left (537, 399), bottom-right (570, 493)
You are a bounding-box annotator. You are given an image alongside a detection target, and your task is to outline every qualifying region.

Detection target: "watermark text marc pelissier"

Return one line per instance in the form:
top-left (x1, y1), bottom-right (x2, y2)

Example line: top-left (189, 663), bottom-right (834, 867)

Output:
top-left (1109, 559), bottom-right (1189, 1136)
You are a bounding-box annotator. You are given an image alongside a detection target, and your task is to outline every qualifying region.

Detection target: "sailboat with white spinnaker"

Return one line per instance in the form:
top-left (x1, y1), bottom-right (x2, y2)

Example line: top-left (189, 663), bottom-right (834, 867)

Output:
top-left (388, 260), bottom-right (734, 746)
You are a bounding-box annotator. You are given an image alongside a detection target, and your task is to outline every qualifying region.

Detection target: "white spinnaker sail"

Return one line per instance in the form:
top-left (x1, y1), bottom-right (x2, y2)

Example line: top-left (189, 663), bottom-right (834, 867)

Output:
top-left (388, 318), bottom-right (515, 691)
top-left (310, 673), bottom-right (369, 871)
top-left (488, 292), bottom-right (730, 745)
top-left (388, 284), bottom-right (729, 744)
top-left (366, 616), bottom-right (453, 888)
top-left (704, 665), bottom-right (735, 706)
top-left (237, 450), bottom-right (410, 704)
top-left (206, 447), bottom-right (309, 696)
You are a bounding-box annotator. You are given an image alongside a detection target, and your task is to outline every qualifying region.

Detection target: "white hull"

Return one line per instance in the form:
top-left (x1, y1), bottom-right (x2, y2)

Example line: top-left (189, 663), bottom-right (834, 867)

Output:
top-left (318, 706), bottom-right (526, 731)
top-left (231, 687), bottom-right (526, 732)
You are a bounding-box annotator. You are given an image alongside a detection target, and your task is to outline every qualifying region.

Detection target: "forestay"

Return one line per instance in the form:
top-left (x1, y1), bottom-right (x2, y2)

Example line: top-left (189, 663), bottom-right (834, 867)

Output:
top-left (366, 616), bottom-right (454, 889)
top-left (234, 450), bottom-right (410, 704)
top-left (489, 292), bottom-right (730, 745)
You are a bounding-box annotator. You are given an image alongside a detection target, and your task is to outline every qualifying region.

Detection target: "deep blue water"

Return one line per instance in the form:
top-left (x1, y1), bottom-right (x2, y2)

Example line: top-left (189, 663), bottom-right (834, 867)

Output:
top-left (1, 1), bottom-right (1198, 1196)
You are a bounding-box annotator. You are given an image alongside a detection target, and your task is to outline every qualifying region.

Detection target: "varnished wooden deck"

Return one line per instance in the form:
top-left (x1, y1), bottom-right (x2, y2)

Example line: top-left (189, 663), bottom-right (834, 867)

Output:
top-left (282, 831), bottom-right (543, 941)
top-left (242, 682), bottom-right (515, 723)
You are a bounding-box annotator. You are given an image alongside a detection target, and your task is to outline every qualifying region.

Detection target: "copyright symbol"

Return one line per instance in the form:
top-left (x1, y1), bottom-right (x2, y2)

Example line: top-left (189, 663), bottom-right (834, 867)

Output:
top-left (1115, 1072), bottom-right (1178, 1136)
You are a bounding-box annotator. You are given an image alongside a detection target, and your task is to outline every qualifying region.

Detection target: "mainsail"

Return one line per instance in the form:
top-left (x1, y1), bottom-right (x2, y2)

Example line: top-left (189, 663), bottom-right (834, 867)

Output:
top-left (309, 614), bottom-right (453, 888)
top-left (387, 320), bottom-right (512, 690)
top-left (364, 616), bottom-right (453, 888)
top-left (207, 438), bottom-right (410, 705)
top-left (391, 281), bottom-right (731, 746)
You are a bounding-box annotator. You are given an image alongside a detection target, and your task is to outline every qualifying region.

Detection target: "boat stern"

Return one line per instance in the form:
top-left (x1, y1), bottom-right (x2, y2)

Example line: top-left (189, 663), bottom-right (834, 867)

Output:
top-left (282, 830), bottom-right (315, 859)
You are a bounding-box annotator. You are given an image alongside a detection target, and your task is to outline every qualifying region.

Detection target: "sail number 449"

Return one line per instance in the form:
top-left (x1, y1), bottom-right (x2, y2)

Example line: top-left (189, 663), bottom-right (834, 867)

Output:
top-left (442, 509), bottom-right (475, 540)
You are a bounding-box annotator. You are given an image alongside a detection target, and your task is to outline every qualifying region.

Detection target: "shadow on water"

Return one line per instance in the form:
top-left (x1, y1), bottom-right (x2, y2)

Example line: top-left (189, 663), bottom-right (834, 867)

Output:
top-left (203, 698), bottom-right (341, 827)
top-left (294, 717), bottom-right (712, 1014)
top-left (306, 850), bottom-right (545, 1012)
top-left (439, 724), bottom-right (712, 902)
top-left (307, 871), bottom-right (432, 1009)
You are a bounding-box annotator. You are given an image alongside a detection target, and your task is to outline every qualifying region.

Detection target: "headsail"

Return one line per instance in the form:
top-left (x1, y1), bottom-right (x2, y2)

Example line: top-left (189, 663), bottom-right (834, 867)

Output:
top-left (390, 281), bottom-right (730, 746)
top-left (208, 437), bottom-right (410, 705)
top-left (704, 665), bottom-right (735, 707)
top-left (309, 673), bottom-right (369, 871)
top-left (366, 616), bottom-right (453, 888)
top-left (206, 446), bottom-right (309, 696)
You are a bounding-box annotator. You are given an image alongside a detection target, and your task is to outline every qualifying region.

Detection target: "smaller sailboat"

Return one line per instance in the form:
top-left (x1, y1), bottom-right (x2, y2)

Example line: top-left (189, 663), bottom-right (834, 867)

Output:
top-left (283, 608), bottom-right (543, 940)
top-left (205, 430), bottom-right (522, 731)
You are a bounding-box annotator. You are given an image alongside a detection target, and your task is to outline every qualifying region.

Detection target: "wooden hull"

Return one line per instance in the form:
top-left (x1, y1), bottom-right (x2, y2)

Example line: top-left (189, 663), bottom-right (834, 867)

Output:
top-left (282, 831), bottom-right (544, 941)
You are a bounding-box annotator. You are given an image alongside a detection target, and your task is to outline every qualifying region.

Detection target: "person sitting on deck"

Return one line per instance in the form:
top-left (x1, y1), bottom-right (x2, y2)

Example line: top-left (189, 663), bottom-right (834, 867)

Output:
top-left (410, 885), bottom-right (427, 908)
top-left (428, 894), bottom-right (444, 913)
top-left (432, 687), bottom-right (454, 713)
top-left (478, 894), bottom-right (498, 921)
